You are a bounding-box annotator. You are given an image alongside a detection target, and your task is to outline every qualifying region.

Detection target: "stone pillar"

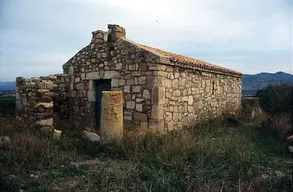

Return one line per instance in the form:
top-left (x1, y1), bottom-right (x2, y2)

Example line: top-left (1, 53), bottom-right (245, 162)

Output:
top-left (150, 86), bottom-right (165, 131)
top-left (91, 30), bottom-right (108, 44)
top-left (100, 91), bottom-right (123, 143)
top-left (35, 102), bottom-right (54, 132)
top-left (107, 24), bottom-right (126, 42)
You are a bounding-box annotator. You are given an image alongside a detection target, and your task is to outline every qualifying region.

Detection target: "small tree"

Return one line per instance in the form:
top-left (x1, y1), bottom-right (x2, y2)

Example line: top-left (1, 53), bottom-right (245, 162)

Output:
top-left (256, 84), bottom-right (292, 116)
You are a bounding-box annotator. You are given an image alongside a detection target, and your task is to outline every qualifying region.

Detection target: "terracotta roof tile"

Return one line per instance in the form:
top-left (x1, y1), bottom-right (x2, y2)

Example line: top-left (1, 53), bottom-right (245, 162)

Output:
top-left (138, 44), bottom-right (242, 76)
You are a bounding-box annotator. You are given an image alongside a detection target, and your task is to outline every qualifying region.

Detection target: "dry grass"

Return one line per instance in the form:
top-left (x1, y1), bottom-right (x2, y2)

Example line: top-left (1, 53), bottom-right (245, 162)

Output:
top-left (0, 117), bottom-right (292, 192)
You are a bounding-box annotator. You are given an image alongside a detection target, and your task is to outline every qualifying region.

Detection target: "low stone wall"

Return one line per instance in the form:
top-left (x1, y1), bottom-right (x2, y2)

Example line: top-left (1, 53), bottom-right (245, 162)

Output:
top-left (241, 96), bottom-right (263, 120)
top-left (16, 74), bottom-right (69, 129)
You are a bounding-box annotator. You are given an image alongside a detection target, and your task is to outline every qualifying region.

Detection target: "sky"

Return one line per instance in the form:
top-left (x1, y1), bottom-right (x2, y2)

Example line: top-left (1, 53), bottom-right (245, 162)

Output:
top-left (0, 0), bottom-right (292, 81)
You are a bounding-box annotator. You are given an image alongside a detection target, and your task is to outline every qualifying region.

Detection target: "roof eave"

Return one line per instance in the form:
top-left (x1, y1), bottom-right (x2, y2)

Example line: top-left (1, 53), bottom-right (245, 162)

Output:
top-left (158, 58), bottom-right (243, 78)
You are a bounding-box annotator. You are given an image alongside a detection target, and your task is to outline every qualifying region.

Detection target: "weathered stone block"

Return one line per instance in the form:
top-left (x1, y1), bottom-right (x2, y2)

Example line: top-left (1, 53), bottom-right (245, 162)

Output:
top-left (148, 63), bottom-right (158, 70)
top-left (36, 118), bottom-right (53, 126)
top-left (126, 101), bottom-right (135, 109)
top-left (152, 86), bottom-right (165, 104)
top-left (182, 96), bottom-right (188, 102)
top-left (119, 79), bottom-right (125, 86)
top-left (116, 63), bottom-right (122, 70)
top-left (82, 130), bottom-right (100, 143)
top-left (86, 72), bottom-right (100, 79)
top-left (124, 86), bottom-right (130, 93)
top-left (133, 111), bottom-right (148, 121)
top-left (138, 77), bottom-right (146, 84)
top-left (143, 89), bottom-right (150, 99)
top-left (136, 98), bottom-right (144, 103)
top-left (136, 103), bottom-right (143, 112)
top-left (146, 76), bottom-right (156, 87)
top-left (151, 105), bottom-right (164, 120)
top-left (173, 90), bottom-right (180, 97)
top-left (75, 77), bottom-right (80, 83)
top-left (100, 91), bottom-right (123, 143)
top-left (124, 111), bottom-right (132, 120)
top-left (132, 86), bottom-right (141, 93)
top-left (165, 112), bottom-right (172, 122)
top-left (87, 91), bottom-right (95, 101)
top-left (167, 121), bottom-right (174, 130)
top-left (111, 79), bottom-right (119, 87)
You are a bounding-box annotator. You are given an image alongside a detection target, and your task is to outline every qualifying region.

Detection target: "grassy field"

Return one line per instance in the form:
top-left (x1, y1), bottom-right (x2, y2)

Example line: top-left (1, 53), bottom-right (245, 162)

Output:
top-left (0, 117), bottom-right (292, 192)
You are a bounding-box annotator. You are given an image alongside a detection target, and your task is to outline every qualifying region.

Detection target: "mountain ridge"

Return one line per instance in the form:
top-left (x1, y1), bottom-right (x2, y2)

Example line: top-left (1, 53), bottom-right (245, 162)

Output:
top-left (0, 82), bottom-right (16, 90)
top-left (1, 72), bottom-right (292, 93)
top-left (242, 71), bottom-right (293, 94)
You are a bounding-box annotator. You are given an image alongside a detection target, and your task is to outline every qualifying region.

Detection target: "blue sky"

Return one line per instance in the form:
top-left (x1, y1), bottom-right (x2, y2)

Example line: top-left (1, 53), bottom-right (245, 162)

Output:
top-left (0, 0), bottom-right (292, 81)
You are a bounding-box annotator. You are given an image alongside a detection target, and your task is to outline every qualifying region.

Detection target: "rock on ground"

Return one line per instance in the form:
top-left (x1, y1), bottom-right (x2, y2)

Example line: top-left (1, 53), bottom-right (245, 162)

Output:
top-left (287, 135), bottom-right (293, 142)
top-left (0, 136), bottom-right (11, 149)
top-left (82, 131), bottom-right (100, 143)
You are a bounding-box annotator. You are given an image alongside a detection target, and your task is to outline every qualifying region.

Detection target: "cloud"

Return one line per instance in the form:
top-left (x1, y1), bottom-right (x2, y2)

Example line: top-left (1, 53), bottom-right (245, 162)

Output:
top-left (0, 0), bottom-right (292, 80)
top-left (0, 50), bottom-right (71, 81)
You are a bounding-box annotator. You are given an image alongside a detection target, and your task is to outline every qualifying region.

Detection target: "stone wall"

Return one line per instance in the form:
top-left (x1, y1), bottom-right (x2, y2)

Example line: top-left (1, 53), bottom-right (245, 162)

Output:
top-left (62, 25), bottom-right (163, 132)
top-left (15, 24), bottom-right (243, 133)
top-left (16, 74), bottom-right (69, 129)
top-left (62, 24), bottom-right (242, 132)
top-left (157, 65), bottom-right (242, 131)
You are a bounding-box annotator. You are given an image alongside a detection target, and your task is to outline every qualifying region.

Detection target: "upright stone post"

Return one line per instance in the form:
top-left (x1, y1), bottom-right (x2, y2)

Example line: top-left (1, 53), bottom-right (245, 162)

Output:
top-left (100, 91), bottom-right (123, 143)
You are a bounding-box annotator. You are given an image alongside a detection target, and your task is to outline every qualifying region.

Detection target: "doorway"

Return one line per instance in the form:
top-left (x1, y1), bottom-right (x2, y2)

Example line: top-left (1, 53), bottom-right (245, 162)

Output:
top-left (94, 79), bottom-right (111, 130)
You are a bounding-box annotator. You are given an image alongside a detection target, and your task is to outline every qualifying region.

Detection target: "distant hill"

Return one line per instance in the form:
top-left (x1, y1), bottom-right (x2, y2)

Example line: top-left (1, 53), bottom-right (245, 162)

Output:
top-left (1, 71), bottom-right (292, 94)
top-left (242, 72), bottom-right (293, 95)
top-left (0, 82), bottom-right (16, 90)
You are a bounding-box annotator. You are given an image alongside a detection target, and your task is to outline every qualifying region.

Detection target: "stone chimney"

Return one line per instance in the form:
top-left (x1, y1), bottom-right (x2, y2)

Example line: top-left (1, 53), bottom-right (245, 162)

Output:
top-left (107, 24), bottom-right (126, 42)
top-left (91, 30), bottom-right (108, 44)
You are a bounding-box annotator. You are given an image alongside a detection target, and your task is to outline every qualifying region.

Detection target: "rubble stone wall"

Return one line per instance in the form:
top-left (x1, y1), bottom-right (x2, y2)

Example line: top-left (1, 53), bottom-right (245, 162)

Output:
top-left (62, 26), bottom-right (162, 132)
top-left (158, 65), bottom-right (242, 131)
top-left (17, 24), bottom-right (242, 132)
top-left (62, 24), bottom-right (242, 132)
top-left (16, 74), bottom-right (69, 129)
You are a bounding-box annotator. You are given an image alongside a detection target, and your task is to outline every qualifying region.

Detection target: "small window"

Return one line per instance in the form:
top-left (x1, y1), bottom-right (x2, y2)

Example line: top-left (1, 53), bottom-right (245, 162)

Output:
top-left (212, 81), bottom-right (215, 95)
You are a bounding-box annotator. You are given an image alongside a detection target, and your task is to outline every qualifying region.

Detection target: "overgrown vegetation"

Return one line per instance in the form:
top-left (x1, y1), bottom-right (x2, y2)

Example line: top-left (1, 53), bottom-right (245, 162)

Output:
top-left (257, 84), bottom-right (293, 139)
top-left (0, 98), bottom-right (15, 117)
top-left (256, 84), bottom-right (292, 116)
top-left (1, 117), bottom-right (292, 192)
top-left (0, 84), bottom-right (292, 191)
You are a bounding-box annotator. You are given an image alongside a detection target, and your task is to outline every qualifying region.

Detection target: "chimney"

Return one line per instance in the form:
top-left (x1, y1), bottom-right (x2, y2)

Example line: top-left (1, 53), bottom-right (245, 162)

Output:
top-left (91, 30), bottom-right (108, 44)
top-left (107, 24), bottom-right (126, 42)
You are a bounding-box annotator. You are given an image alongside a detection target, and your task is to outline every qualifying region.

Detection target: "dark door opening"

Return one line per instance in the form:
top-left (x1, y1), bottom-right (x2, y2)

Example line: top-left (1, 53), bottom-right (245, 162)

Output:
top-left (95, 79), bottom-right (111, 131)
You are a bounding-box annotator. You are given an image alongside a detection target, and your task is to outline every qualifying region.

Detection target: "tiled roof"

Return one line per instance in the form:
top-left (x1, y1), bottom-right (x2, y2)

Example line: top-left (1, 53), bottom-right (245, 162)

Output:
top-left (138, 44), bottom-right (242, 76)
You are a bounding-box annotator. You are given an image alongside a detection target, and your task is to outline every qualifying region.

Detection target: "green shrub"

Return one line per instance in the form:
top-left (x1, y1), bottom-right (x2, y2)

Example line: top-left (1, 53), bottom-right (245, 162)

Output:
top-left (256, 84), bottom-right (293, 116)
top-left (256, 84), bottom-right (293, 140)
top-left (0, 98), bottom-right (15, 117)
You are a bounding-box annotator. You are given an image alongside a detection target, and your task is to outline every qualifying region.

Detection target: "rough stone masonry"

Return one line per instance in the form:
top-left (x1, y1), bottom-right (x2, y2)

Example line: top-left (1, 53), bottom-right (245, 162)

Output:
top-left (16, 24), bottom-right (242, 132)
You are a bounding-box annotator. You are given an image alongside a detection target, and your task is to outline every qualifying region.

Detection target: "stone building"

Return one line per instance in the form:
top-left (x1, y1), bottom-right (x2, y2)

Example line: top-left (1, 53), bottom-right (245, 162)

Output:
top-left (16, 24), bottom-right (242, 132)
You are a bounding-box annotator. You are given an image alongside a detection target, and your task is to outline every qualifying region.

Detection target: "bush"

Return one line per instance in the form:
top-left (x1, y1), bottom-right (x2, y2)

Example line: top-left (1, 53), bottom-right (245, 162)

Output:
top-left (261, 114), bottom-right (292, 140)
top-left (0, 98), bottom-right (15, 117)
top-left (256, 84), bottom-right (293, 140)
top-left (256, 84), bottom-right (293, 116)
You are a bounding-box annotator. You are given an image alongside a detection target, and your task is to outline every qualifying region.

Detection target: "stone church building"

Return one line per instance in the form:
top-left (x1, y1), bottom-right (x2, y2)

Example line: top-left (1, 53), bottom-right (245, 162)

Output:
top-left (16, 24), bottom-right (242, 132)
